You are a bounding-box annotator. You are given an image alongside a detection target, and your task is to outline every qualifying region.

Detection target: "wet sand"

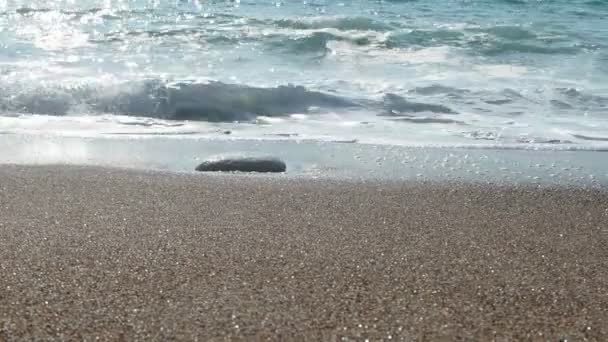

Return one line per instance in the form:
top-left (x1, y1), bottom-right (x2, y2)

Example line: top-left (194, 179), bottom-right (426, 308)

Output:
top-left (0, 165), bottom-right (607, 340)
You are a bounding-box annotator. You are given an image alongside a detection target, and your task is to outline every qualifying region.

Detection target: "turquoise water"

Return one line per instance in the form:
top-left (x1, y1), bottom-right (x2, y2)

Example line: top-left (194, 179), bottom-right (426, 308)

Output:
top-left (1, 0), bottom-right (608, 148)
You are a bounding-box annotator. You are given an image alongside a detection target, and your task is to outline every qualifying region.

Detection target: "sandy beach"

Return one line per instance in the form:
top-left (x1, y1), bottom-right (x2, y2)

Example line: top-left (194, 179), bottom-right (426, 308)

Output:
top-left (0, 165), bottom-right (607, 340)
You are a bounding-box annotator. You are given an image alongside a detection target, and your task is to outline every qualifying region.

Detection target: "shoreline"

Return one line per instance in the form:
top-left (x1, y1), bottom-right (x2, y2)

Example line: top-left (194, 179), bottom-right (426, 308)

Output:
top-left (1, 165), bottom-right (607, 340)
top-left (2, 134), bottom-right (608, 186)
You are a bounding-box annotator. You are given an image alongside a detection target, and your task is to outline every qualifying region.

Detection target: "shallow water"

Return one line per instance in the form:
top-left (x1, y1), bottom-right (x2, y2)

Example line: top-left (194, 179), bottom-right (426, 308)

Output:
top-left (2, 134), bottom-right (607, 186)
top-left (1, 0), bottom-right (608, 151)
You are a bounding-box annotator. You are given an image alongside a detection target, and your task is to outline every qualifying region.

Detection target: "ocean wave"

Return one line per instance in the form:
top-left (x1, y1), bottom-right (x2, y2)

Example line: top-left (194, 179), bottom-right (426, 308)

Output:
top-left (273, 16), bottom-right (396, 32)
top-left (479, 26), bottom-right (537, 40)
top-left (268, 31), bottom-right (372, 54)
top-left (572, 133), bottom-right (608, 142)
top-left (550, 99), bottom-right (574, 109)
top-left (0, 79), bottom-right (468, 123)
top-left (91, 28), bottom-right (202, 44)
top-left (408, 85), bottom-right (470, 96)
top-left (549, 88), bottom-right (608, 112)
top-left (91, 28), bottom-right (252, 46)
top-left (556, 88), bottom-right (608, 105)
top-left (382, 94), bottom-right (457, 114)
top-left (37, 9), bottom-right (588, 60)
top-left (11, 7), bottom-right (153, 19)
top-left (14, 7), bottom-right (54, 14)
top-left (382, 27), bottom-right (581, 56)
top-left (11, 7), bottom-right (242, 19)
top-left (585, 0), bottom-right (608, 7)
top-left (477, 41), bottom-right (581, 55)
top-left (498, 0), bottom-right (528, 5)
top-left (389, 116), bottom-right (466, 125)
top-left (91, 24), bottom-right (377, 54)
top-left (0, 80), bottom-right (360, 122)
top-left (384, 29), bottom-right (465, 49)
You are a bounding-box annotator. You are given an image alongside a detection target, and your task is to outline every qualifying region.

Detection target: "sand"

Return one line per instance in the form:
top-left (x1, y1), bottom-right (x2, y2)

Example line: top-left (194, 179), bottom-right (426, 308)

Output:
top-left (0, 165), bottom-right (607, 340)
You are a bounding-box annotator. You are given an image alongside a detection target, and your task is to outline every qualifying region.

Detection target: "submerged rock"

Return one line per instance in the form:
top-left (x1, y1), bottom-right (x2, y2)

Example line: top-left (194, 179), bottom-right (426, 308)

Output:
top-left (195, 156), bottom-right (286, 173)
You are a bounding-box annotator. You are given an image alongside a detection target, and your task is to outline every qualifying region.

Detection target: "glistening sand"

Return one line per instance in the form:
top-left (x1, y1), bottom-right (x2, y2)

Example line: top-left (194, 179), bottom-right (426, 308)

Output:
top-left (0, 165), bottom-right (607, 340)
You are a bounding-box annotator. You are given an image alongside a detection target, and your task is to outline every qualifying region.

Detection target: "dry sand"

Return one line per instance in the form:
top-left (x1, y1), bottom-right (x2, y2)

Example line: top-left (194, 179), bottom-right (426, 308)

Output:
top-left (0, 165), bottom-right (607, 340)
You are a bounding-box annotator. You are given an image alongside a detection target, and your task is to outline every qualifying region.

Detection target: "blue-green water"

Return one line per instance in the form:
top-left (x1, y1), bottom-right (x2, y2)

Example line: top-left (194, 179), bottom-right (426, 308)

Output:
top-left (1, 0), bottom-right (607, 149)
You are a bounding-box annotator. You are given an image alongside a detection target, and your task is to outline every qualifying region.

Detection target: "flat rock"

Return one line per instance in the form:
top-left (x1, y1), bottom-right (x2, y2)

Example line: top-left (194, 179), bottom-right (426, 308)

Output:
top-left (195, 156), bottom-right (286, 173)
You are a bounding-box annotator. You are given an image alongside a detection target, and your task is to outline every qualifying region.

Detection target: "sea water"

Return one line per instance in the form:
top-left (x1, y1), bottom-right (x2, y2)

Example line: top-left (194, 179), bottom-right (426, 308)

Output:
top-left (0, 0), bottom-right (607, 177)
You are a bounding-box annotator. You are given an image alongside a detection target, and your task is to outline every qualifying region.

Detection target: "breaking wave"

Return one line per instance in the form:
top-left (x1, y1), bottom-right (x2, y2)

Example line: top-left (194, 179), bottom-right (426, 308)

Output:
top-left (0, 80), bottom-right (360, 122)
top-left (273, 16), bottom-right (396, 32)
top-left (268, 31), bottom-right (372, 54)
top-left (382, 94), bottom-right (458, 115)
top-left (0, 79), bottom-right (465, 122)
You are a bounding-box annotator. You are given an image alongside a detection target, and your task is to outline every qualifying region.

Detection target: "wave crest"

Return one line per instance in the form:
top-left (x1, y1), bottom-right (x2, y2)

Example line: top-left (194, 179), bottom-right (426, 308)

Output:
top-left (0, 80), bottom-right (360, 122)
top-left (274, 16), bottom-right (395, 32)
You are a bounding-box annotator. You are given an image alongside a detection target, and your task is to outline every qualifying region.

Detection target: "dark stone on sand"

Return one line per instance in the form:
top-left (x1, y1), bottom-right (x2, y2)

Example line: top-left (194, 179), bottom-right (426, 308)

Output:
top-left (195, 156), bottom-right (286, 173)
